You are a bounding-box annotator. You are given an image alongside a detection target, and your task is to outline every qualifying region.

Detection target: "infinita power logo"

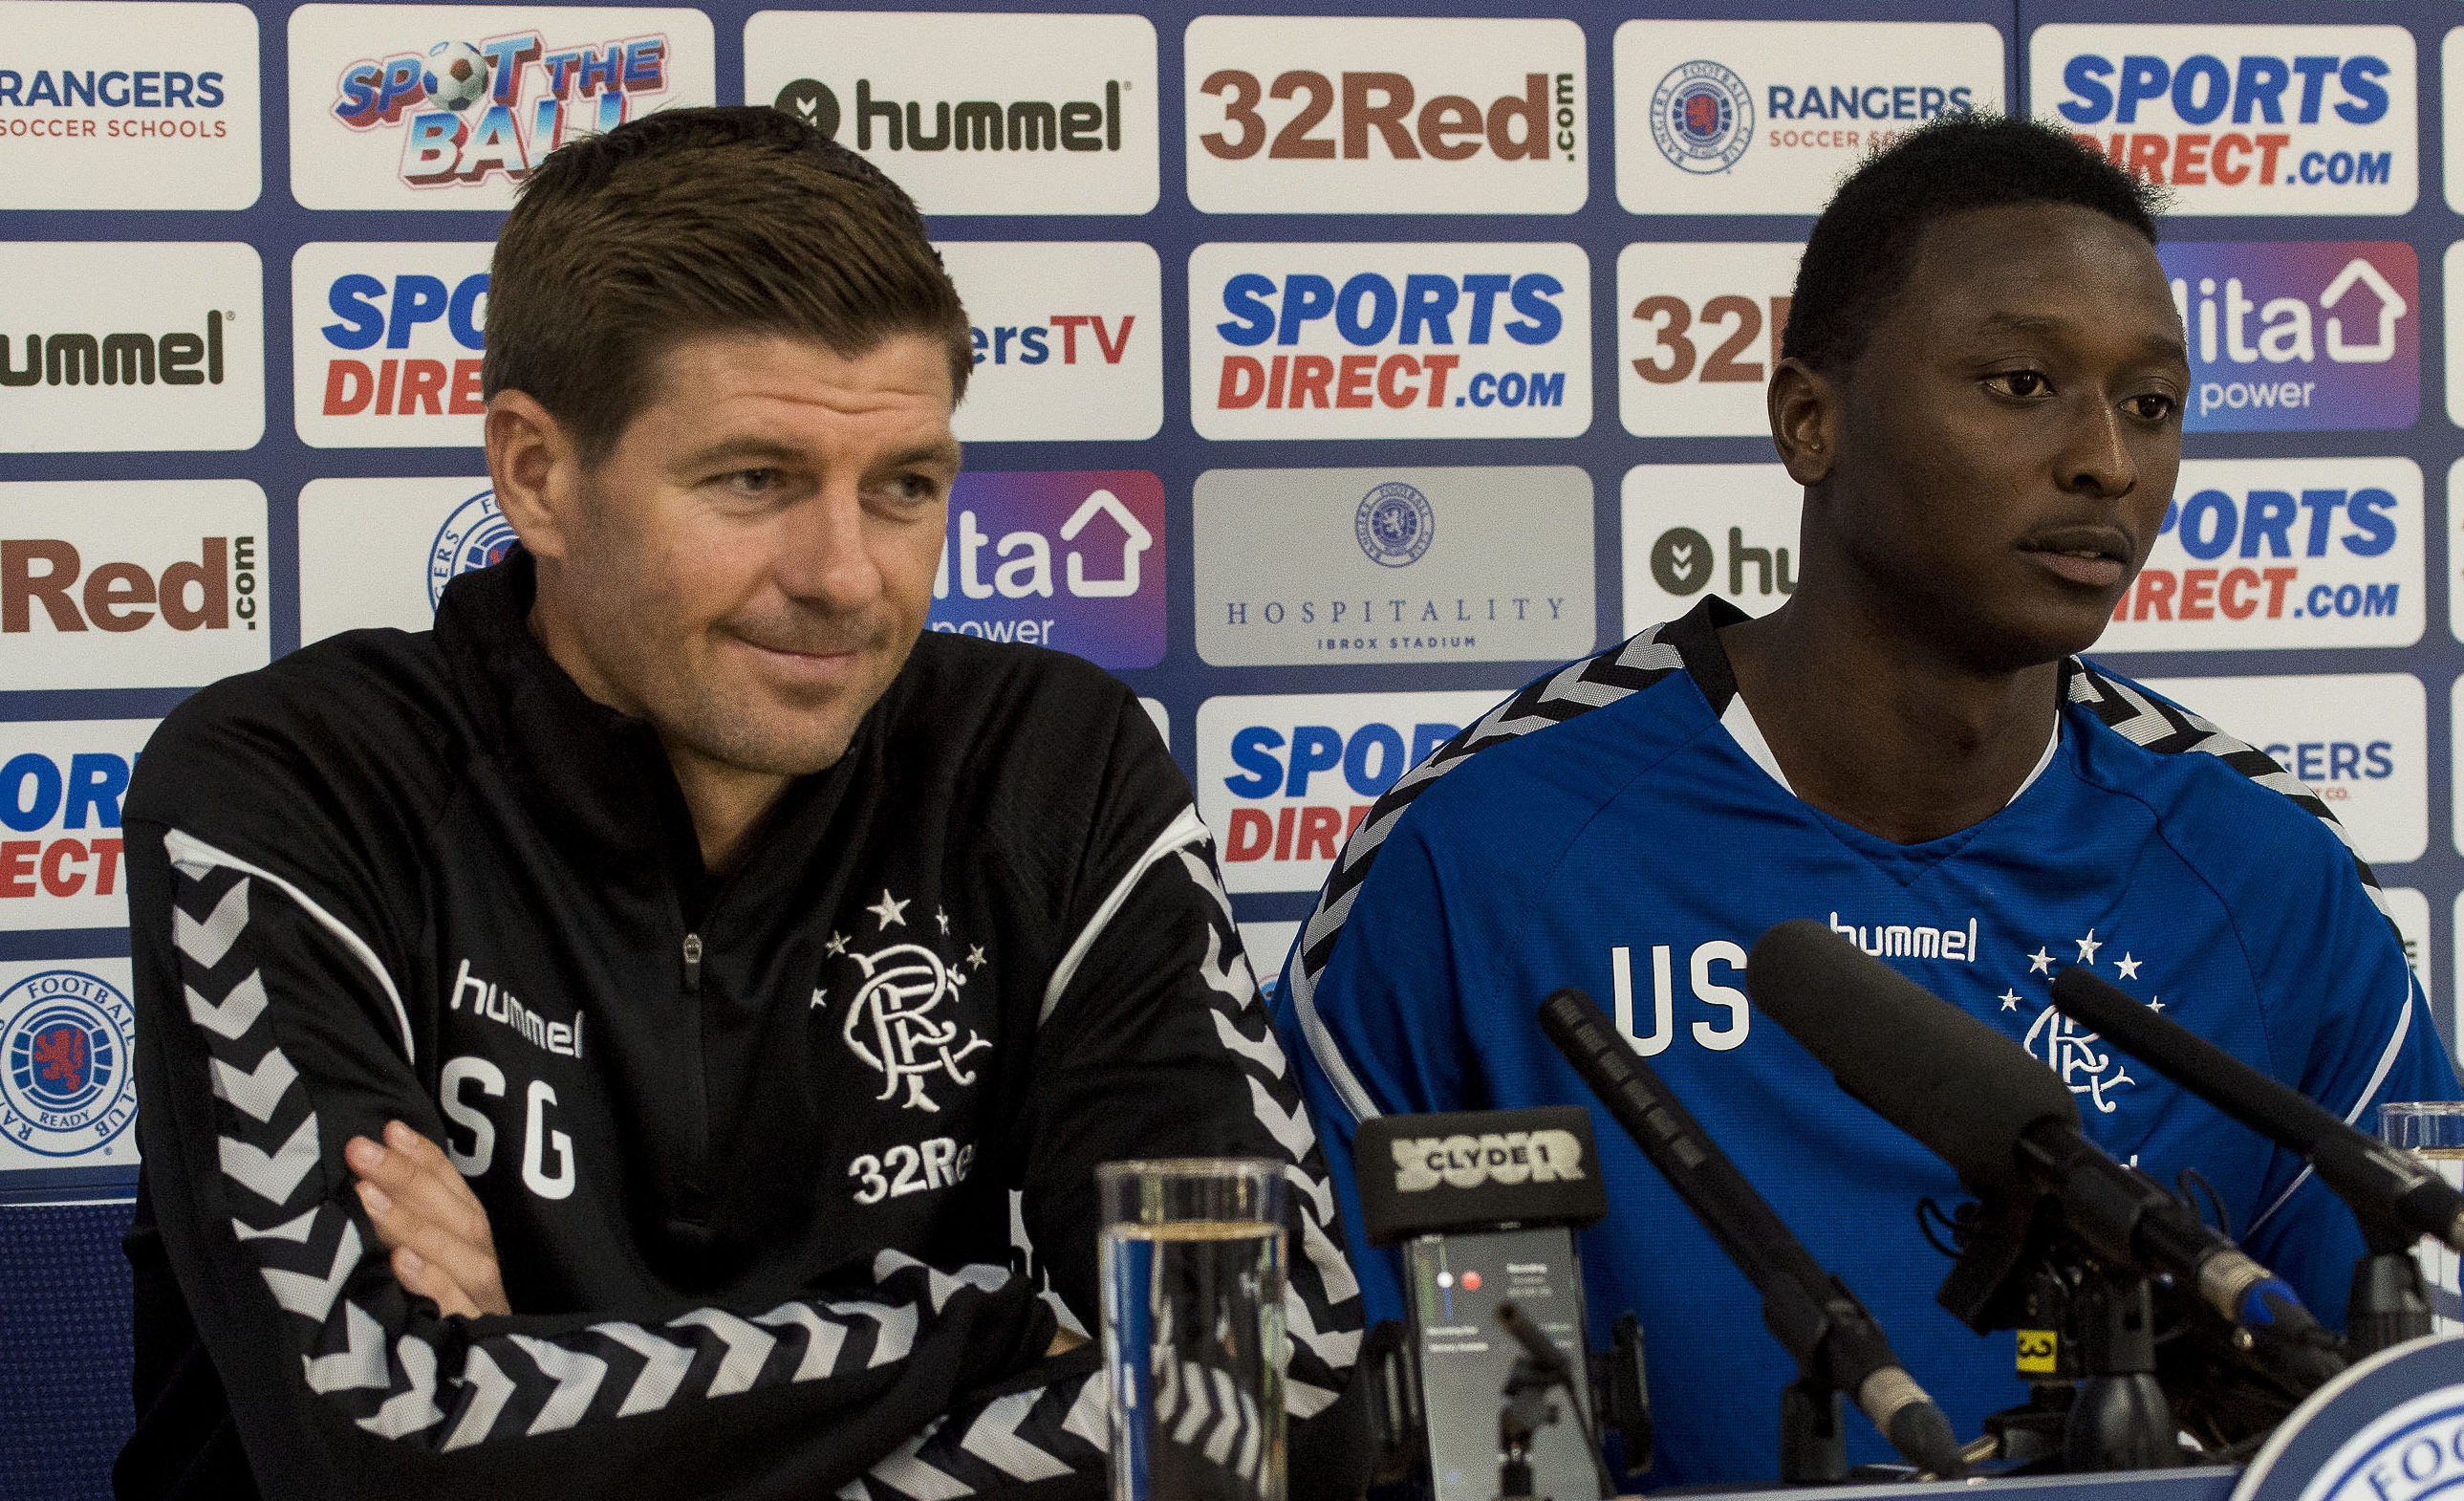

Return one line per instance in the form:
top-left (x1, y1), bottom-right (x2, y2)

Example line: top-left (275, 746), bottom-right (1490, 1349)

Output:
top-left (2160, 242), bottom-right (2416, 430)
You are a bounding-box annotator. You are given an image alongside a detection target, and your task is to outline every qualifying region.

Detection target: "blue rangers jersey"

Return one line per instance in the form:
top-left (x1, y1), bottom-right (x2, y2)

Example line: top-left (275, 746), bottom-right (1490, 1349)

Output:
top-left (1269, 598), bottom-right (2458, 1487)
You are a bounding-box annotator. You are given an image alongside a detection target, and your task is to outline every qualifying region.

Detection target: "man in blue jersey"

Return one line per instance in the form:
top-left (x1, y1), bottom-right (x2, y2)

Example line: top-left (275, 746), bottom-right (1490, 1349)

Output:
top-left (1270, 113), bottom-right (2459, 1486)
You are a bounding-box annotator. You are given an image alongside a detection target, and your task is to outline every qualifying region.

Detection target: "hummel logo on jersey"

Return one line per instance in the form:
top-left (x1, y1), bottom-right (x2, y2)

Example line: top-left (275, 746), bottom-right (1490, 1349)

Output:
top-left (1827, 911), bottom-right (1978, 963)
top-left (448, 957), bottom-right (582, 1057)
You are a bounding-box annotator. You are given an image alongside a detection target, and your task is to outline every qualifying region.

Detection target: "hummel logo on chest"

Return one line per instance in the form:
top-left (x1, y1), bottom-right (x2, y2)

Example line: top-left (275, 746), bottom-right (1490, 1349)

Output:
top-left (1827, 912), bottom-right (1978, 964)
top-left (449, 958), bottom-right (583, 1058)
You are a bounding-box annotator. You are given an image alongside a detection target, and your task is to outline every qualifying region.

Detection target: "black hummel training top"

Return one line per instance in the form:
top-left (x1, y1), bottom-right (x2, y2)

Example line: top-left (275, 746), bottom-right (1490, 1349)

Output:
top-left (115, 551), bottom-right (1366, 1501)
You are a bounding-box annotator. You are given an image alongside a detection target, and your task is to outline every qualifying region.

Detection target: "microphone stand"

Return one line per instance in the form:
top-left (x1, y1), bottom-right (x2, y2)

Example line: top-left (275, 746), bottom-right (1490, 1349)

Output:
top-left (2346, 1229), bottom-right (2435, 1357)
top-left (1937, 1191), bottom-right (2177, 1472)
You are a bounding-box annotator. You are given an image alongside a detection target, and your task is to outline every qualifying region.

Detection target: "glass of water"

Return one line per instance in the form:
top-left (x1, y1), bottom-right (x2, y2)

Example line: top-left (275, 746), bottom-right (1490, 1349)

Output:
top-left (2380, 1101), bottom-right (2464, 1333)
top-left (1097, 1158), bottom-right (1288, 1501)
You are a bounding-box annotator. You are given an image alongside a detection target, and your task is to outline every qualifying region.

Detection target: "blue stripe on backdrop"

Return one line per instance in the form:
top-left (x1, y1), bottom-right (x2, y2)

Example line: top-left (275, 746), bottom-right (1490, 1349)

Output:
top-left (4, 0), bottom-right (2457, 1496)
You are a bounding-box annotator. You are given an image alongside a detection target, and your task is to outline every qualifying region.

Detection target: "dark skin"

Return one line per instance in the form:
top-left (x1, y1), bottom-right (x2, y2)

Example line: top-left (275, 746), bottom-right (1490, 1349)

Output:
top-left (1722, 202), bottom-right (2191, 845)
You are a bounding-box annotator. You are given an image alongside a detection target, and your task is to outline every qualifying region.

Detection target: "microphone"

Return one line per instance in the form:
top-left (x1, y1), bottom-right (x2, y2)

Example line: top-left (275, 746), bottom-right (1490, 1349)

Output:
top-left (1745, 921), bottom-right (2334, 1361)
top-left (1537, 987), bottom-right (1968, 1479)
top-left (2049, 966), bottom-right (2464, 1256)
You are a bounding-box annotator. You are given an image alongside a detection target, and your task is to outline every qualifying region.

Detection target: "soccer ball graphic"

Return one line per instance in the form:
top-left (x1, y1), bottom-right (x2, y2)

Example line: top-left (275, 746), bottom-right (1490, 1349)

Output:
top-left (422, 41), bottom-right (490, 113)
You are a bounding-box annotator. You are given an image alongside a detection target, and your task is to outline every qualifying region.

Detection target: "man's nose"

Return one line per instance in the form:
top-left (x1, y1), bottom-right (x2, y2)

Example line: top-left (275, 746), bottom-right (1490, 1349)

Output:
top-left (777, 485), bottom-right (887, 611)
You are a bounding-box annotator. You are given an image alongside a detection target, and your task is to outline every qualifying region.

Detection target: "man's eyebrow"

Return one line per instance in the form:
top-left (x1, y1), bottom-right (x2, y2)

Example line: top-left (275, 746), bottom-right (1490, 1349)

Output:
top-left (680, 437), bottom-right (808, 469)
top-left (1972, 311), bottom-right (2189, 359)
top-left (877, 438), bottom-right (964, 470)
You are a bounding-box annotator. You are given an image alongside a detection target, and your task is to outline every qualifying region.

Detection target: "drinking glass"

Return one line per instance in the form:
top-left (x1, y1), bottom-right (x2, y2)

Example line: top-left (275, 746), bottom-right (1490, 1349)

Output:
top-left (2380, 1101), bottom-right (2464, 1333)
top-left (1097, 1159), bottom-right (1288, 1501)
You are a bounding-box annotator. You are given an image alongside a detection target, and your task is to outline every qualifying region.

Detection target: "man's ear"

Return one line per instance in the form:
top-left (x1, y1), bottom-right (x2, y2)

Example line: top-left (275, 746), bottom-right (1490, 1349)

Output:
top-left (485, 390), bottom-right (582, 563)
top-left (1767, 358), bottom-right (1840, 488)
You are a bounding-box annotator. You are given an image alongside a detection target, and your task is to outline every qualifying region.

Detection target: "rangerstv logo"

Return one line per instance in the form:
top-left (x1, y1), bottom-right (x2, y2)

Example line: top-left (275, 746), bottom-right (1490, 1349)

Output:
top-left (288, 5), bottom-right (713, 210)
top-left (2032, 24), bottom-right (2416, 215)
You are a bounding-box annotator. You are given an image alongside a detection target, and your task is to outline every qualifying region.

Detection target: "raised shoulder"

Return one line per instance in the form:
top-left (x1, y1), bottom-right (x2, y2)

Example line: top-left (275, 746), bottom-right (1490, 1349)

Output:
top-left (128, 627), bottom-right (468, 838)
top-left (2064, 657), bottom-right (2388, 919)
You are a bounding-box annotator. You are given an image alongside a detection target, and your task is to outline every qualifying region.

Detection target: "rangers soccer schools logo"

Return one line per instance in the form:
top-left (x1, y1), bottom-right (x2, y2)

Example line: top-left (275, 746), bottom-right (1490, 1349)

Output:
top-left (430, 489), bottom-right (518, 607)
top-left (1652, 60), bottom-right (1754, 174)
top-left (0, 969), bottom-right (137, 1158)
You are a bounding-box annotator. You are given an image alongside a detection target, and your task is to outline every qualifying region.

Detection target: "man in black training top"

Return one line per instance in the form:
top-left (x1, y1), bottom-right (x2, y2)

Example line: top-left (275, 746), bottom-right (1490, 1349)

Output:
top-left (117, 107), bottom-right (1364, 1501)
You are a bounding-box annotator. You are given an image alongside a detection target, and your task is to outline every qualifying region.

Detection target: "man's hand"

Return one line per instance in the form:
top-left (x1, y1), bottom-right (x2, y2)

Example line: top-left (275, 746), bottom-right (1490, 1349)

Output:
top-left (347, 1120), bottom-right (510, 1319)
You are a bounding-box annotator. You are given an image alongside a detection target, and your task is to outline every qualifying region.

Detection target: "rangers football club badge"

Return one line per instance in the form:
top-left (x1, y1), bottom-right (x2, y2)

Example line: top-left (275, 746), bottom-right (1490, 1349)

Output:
top-left (0, 968), bottom-right (138, 1159)
top-left (1651, 60), bottom-right (1754, 175)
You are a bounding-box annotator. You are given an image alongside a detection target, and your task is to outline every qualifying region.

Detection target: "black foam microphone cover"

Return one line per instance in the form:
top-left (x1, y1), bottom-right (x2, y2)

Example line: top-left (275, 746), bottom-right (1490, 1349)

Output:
top-left (1747, 919), bottom-right (2080, 1197)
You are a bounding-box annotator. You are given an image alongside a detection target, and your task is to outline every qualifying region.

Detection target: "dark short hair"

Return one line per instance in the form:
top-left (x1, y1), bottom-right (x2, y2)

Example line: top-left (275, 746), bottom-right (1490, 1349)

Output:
top-left (484, 104), bottom-right (970, 463)
top-left (1782, 112), bottom-right (2167, 374)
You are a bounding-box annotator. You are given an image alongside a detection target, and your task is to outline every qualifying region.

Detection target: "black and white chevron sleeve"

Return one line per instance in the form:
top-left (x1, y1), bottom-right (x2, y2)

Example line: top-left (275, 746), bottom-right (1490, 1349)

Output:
top-left (128, 829), bottom-right (1058, 1501)
top-left (1019, 804), bottom-right (1370, 1501)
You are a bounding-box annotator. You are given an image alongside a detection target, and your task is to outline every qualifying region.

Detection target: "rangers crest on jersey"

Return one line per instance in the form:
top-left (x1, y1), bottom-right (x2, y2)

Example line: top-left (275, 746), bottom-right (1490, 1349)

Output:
top-left (820, 891), bottom-right (992, 1113)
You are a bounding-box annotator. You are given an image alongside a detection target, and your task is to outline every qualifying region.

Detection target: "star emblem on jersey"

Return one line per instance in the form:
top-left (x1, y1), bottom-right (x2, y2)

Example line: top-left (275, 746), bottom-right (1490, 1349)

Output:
top-left (1999, 990), bottom-right (2022, 1012)
top-left (2148, 996), bottom-right (2165, 1012)
top-left (825, 931), bottom-right (849, 957)
top-left (842, 942), bottom-right (990, 1112)
top-left (868, 890), bottom-right (910, 929)
top-left (2022, 1005), bottom-right (2135, 1114)
top-left (936, 907), bottom-right (950, 935)
top-left (2074, 929), bottom-right (2104, 964)
top-left (2113, 953), bottom-right (2142, 981)
top-left (967, 946), bottom-right (987, 969)
top-left (810, 988), bottom-right (827, 1010)
top-left (2028, 946), bottom-right (2056, 976)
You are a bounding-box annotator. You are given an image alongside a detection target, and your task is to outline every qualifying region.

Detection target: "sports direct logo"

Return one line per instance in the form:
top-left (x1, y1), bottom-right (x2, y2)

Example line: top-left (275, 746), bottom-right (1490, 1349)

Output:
top-left (289, 4), bottom-right (713, 210)
top-left (930, 471), bottom-right (1164, 670)
top-left (1198, 690), bottom-right (1499, 895)
top-left (2034, 25), bottom-right (2415, 215)
top-left (0, 0), bottom-right (259, 209)
top-left (937, 242), bottom-right (1159, 443)
top-left (0, 720), bottom-right (152, 933)
top-left (1, 242), bottom-right (262, 455)
top-left (1183, 15), bottom-right (1583, 214)
top-left (1620, 464), bottom-right (1802, 634)
top-left (744, 11), bottom-right (1156, 216)
top-left (1613, 19), bottom-right (2003, 214)
top-left (1617, 242), bottom-right (1801, 438)
top-left (0, 480), bottom-right (267, 690)
top-left (2104, 458), bottom-right (2420, 653)
top-left (2162, 242), bottom-right (2414, 431)
top-left (292, 242), bottom-right (490, 448)
top-left (1191, 243), bottom-right (1589, 441)
top-left (2140, 672), bottom-right (2423, 866)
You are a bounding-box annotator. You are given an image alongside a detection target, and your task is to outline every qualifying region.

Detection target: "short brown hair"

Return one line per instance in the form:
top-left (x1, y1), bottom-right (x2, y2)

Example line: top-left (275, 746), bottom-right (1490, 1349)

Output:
top-left (484, 104), bottom-right (971, 463)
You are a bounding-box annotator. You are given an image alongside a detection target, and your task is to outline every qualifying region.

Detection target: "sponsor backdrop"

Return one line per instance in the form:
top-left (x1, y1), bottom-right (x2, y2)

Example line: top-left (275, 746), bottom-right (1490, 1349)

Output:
top-left (3, 0), bottom-right (2461, 1493)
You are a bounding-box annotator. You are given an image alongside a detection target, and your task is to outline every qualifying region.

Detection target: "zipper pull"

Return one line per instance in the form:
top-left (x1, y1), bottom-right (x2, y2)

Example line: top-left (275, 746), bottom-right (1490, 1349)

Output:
top-left (681, 932), bottom-right (703, 993)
